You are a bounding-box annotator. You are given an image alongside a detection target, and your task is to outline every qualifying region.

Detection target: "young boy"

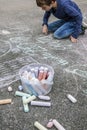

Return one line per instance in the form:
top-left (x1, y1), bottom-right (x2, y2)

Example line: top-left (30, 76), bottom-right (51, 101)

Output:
top-left (36, 0), bottom-right (86, 43)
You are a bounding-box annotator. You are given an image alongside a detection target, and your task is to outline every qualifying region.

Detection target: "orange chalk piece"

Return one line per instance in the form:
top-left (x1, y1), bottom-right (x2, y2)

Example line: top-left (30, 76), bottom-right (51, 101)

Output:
top-left (0, 99), bottom-right (12, 105)
top-left (43, 68), bottom-right (48, 79)
top-left (38, 70), bottom-right (44, 80)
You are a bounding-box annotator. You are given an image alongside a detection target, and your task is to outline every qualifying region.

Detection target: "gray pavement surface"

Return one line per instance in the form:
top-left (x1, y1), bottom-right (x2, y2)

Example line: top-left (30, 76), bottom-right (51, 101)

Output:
top-left (0, 0), bottom-right (87, 130)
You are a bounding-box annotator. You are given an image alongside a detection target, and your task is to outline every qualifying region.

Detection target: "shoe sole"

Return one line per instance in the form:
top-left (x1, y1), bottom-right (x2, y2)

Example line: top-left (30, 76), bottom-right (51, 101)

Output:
top-left (82, 22), bottom-right (87, 29)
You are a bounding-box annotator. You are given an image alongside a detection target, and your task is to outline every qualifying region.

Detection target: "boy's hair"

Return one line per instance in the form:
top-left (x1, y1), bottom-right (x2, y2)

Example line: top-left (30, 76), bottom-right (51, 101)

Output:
top-left (36, 0), bottom-right (56, 7)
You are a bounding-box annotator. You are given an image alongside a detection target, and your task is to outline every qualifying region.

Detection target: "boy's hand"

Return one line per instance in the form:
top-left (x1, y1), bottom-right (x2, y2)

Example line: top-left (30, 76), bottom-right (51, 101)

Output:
top-left (70, 36), bottom-right (77, 43)
top-left (42, 25), bottom-right (48, 35)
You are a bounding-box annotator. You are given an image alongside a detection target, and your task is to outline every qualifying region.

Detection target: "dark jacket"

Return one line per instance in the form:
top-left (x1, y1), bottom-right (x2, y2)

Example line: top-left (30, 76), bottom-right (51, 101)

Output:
top-left (43, 0), bottom-right (83, 38)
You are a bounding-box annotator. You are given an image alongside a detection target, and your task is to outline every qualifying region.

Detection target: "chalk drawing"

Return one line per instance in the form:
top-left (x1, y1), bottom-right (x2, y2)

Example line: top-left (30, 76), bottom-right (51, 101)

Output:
top-left (49, 42), bottom-right (72, 50)
top-left (9, 34), bottom-right (69, 66)
top-left (9, 36), bottom-right (32, 45)
top-left (64, 65), bottom-right (87, 78)
top-left (64, 65), bottom-right (87, 95)
top-left (78, 1), bottom-right (87, 4)
top-left (0, 40), bottom-right (12, 57)
top-left (36, 34), bottom-right (57, 44)
top-left (11, 48), bottom-right (22, 54)
top-left (1, 30), bottom-right (11, 35)
top-left (7, 22), bottom-right (33, 35)
top-left (80, 81), bottom-right (87, 96)
top-left (36, 34), bottom-right (72, 50)
top-left (59, 66), bottom-right (87, 98)
top-left (72, 74), bottom-right (79, 97)
top-left (42, 51), bottom-right (68, 65)
top-left (55, 66), bottom-right (79, 98)
top-left (8, 33), bottom-right (69, 67)
top-left (9, 36), bottom-right (32, 54)
top-left (83, 13), bottom-right (87, 23)
top-left (17, 40), bottom-right (68, 66)
top-left (80, 38), bottom-right (87, 51)
top-left (0, 56), bottom-right (37, 88)
top-left (82, 89), bottom-right (87, 94)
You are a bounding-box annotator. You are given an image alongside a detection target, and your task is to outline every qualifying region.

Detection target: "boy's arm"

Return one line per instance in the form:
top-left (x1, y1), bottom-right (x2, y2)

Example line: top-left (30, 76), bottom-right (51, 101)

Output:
top-left (63, 2), bottom-right (82, 39)
top-left (42, 24), bottom-right (48, 34)
top-left (42, 11), bottom-right (51, 26)
top-left (42, 11), bottom-right (51, 35)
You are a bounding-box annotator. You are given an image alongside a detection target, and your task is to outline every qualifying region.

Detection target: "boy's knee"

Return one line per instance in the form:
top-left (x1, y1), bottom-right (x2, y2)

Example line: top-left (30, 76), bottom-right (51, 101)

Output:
top-left (53, 32), bottom-right (62, 39)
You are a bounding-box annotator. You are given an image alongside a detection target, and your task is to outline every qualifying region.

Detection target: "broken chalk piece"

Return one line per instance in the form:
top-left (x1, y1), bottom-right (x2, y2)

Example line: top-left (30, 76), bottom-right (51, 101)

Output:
top-left (31, 101), bottom-right (51, 107)
top-left (46, 119), bottom-right (53, 128)
top-left (23, 103), bottom-right (29, 113)
top-left (8, 86), bottom-right (13, 92)
top-left (18, 85), bottom-right (23, 91)
top-left (38, 95), bottom-right (50, 100)
top-left (22, 96), bottom-right (29, 112)
top-left (34, 121), bottom-right (48, 130)
top-left (67, 94), bottom-right (77, 103)
top-left (23, 95), bottom-right (36, 104)
top-left (53, 119), bottom-right (66, 130)
top-left (0, 99), bottom-right (12, 105)
top-left (15, 91), bottom-right (31, 97)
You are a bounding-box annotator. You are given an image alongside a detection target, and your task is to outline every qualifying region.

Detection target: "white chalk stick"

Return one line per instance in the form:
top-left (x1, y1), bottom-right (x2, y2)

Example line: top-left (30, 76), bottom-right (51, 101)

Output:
top-left (34, 121), bottom-right (48, 130)
top-left (53, 119), bottom-right (66, 130)
top-left (31, 101), bottom-right (51, 107)
top-left (15, 91), bottom-right (31, 97)
top-left (67, 94), bottom-right (77, 103)
top-left (22, 96), bottom-right (29, 112)
top-left (23, 103), bottom-right (29, 112)
top-left (38, 95), bottom-right (50, 100)
top-left (23, 95), bottom-right (36, 104)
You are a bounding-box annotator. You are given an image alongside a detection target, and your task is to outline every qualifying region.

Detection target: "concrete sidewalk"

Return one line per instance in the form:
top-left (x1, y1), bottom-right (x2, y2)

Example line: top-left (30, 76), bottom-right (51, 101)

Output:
top-left (0, 0), bottom-right (87, 130)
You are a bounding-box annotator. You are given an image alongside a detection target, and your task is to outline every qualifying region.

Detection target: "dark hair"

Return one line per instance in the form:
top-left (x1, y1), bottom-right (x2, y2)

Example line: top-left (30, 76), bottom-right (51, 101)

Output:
top-left (36, 0), bottom-right (56, 7)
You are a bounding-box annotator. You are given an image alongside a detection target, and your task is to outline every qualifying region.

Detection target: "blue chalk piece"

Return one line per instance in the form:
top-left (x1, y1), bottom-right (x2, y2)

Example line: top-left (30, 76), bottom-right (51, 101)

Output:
top-left (25, 82), bottom-right (38, 96)
top-left (18, 85), bottom-right (23, 91)
top-left (21, 77), bottom-right (38, 96)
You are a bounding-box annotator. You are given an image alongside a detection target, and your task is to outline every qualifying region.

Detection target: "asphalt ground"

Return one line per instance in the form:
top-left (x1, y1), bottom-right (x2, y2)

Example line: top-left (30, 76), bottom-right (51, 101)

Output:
top-left (0, 0), bottom-right (87, 130)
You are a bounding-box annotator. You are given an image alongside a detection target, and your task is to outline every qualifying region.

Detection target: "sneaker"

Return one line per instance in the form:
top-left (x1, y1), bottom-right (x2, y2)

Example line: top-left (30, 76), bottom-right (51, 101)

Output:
top-left (80, 25), bottom-right (86, 35)
top-left (82, 21), bottom-right (87, 29)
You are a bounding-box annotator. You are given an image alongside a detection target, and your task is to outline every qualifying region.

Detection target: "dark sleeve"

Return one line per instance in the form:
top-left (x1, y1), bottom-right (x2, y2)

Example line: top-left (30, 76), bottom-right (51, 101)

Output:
top-left (63, 3), bottom-right (82, 38)
top-left (42, 11), bottom-right (51, 26)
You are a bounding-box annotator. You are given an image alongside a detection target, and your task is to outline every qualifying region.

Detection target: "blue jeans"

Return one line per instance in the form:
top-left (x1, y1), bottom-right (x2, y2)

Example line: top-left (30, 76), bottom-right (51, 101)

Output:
top-left (48, 20), bottom-right (75, 39)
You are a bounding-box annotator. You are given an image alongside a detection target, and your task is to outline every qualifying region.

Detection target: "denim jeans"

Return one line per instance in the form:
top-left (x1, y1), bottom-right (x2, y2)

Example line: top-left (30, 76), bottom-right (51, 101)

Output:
top-left (48, 20), bottom-right (76, 39)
